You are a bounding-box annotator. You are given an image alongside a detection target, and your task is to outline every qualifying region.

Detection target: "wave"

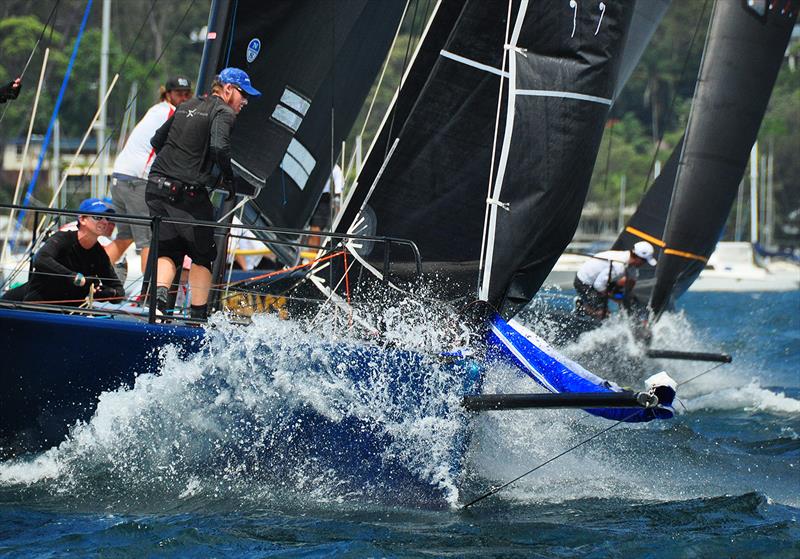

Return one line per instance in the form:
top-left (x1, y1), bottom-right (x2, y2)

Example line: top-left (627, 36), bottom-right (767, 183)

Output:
top-left (0, 310), bottom-right (473, 509)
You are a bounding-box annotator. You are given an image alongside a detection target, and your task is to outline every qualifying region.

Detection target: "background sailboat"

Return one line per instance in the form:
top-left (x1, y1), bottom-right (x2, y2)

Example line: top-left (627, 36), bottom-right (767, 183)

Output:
top-left (613, 0), bottom-right (798, 314)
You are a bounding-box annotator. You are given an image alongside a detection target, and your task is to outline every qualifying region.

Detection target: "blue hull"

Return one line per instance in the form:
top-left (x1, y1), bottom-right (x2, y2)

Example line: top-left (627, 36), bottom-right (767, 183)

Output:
top-left (0, 307), bottom-right (481, 504)
top-left (0, 308), bottom-right (203, 454)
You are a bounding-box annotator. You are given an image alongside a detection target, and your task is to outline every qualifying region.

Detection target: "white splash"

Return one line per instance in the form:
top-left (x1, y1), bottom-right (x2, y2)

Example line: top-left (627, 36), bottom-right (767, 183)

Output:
top-left (0, 308), bottom-right (472, 507)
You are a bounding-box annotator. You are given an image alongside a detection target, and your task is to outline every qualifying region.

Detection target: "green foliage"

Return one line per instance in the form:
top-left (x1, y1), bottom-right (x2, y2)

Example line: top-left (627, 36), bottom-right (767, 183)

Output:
top-left (0, 1), bottom-right (208, 142)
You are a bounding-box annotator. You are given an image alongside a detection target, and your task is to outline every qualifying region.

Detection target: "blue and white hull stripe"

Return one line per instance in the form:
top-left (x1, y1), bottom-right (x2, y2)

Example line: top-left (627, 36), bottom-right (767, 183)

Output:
top-left (486, 313), bottom-right (674, 422)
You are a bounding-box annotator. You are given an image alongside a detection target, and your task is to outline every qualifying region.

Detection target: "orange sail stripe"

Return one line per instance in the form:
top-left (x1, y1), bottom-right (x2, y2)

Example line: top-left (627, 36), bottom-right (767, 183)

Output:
top-left (663, 248), bottom-right (709, 263)
top-left (625, 226), bottom-right (666, 248)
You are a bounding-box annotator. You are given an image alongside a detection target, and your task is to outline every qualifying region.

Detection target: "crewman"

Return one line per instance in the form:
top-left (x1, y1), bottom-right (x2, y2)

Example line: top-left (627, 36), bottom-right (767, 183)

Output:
top-left (22, 198), bottom-right (125, 306)
top-left (145, 67), bottom-right (261, 319)
top-left (106, 76), bottom-right (193, 293)
top-left (574, 241), bottom-right (657, 319)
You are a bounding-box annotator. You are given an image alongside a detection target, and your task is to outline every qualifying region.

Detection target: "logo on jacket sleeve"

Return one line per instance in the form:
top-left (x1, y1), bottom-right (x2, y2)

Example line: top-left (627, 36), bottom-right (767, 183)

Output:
top-left (246, 38), bottom-right (261, 63)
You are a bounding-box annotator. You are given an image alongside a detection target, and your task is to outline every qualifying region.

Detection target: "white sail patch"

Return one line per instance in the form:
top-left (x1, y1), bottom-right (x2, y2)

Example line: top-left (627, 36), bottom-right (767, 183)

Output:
top-left (280, 88), bottom-right (310, 116)
top-left (271, 106), bottom-right (303, 132)
top-left (280, 138), bottom-right (316, 190)
top-left (439, 50), bottom-right (509, 78)
top-left (270, 86), bottom-right (311, 133)
top-left (516, 89), bottom-right (612, 106)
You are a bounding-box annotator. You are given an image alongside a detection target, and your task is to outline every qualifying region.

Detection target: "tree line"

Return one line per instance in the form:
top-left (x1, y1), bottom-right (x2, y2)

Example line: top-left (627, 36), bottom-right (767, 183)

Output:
top-left (0, 0), bottom-right (797, 244)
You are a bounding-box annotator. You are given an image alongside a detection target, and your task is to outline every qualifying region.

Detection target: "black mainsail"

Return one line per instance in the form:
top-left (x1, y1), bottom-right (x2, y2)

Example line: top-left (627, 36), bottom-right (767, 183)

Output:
top-left (198, 0), bottom-right (406, 246)
top-left (334, 0), bottom-right (637, 318)
top-left (613, 0), bottom-right (797, 314)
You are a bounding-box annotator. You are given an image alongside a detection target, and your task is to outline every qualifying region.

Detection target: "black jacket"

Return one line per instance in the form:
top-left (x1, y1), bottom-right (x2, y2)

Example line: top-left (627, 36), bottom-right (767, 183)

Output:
top-left (0, 80), bottom-right (21, 103)
top-left (24, 231), bottom-right (124, 306)
top-left (149, 95), bottom-right (236, 188)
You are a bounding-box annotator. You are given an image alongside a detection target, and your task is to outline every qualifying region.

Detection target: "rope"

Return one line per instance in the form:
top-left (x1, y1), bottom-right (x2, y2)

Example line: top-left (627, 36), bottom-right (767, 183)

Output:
top-left (0, 0), bottom-right (61, 127)
top-left (462, 359), bottom-right (728, 508)
top-left (640, 0), bottom-right (711, 195)
top-left (676, 361), bottom-right (725, 387)
top-left (463, 409), bottom-right (642, 509)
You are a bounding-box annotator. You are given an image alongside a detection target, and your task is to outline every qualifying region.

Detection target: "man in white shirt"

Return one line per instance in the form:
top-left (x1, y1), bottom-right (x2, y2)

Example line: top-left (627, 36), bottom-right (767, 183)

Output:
top-left (106, 76), bottom-right (193, 279)
top-left (227, 216), bottom-right (270, 271)
top-left (574, 241), bottom-right (657, 318)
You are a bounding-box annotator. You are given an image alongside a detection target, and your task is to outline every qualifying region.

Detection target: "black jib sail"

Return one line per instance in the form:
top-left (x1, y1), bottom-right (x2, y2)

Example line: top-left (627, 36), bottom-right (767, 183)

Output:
top-left (615, 0), bottom-right (797, 315)
top-left (198, 0), bottom-right (406, 255)
top-left (335, 0), bottom-right (636, 318)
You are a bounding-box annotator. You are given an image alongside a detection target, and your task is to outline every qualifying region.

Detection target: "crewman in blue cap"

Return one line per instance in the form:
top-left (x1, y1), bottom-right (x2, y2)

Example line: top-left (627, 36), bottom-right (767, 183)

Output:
top-left (17, 198), bottom-right (125, 306)
top-left (145, 67), bottom-right (261, 320)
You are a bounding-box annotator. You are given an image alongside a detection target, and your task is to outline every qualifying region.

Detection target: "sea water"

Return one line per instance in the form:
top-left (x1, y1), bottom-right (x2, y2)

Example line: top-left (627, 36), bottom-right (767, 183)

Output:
top-left (0, 291), bottom-right (798, 557)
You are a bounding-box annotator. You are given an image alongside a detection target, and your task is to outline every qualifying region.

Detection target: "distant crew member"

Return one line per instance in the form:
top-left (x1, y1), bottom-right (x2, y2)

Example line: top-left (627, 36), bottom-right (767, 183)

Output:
top-left (22, 198), bottom-right (125, 306)
top-left (0, 77), bottom-right (21, 103)
top-left (145, 67), bottom-right (261, 320)
top-left (574, 241), bottom-right (657, 318)
top-left (106, 76), bottom-right (193, 288)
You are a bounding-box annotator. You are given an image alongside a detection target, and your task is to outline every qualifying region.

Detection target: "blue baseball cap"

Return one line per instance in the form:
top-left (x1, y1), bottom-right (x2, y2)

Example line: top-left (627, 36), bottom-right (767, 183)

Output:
top-left (218, 67), bottom-right (261, 97)
top-left (78, 197), bottom-right (115, 214)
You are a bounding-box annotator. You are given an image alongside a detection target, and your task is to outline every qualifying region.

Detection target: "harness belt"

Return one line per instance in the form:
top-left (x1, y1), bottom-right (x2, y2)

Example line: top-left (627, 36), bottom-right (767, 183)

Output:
top-left (149, 176), bottom-right (206, 204)
top-left (149, 176), bottom-right (205, 192)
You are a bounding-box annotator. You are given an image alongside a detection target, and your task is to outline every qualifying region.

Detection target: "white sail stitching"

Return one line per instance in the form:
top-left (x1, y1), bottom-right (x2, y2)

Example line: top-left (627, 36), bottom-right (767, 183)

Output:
top-left (439, 50), bottom-right (510, 77)
top-left (479, 0), bottom-right (529, 302)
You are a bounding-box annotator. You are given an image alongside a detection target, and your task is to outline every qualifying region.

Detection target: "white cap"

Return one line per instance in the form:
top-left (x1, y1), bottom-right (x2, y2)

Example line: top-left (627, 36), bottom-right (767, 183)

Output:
top-left (633, 241), bottom-right (658, 266)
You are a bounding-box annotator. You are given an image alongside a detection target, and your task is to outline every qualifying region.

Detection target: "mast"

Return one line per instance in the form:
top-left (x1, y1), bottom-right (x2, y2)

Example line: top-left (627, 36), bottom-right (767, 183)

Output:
top-left (96, 0), bottom-right (110, 198)
top-left (648, 1), bottom-right (797, 315)
top-left (750, 143), bottom-right (758, 245)
top-left (196, 0), bottom-right (232, 96)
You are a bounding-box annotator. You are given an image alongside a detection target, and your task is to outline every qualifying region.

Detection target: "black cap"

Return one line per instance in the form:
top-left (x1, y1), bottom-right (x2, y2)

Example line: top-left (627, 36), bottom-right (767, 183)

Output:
top-left (165, 76), bottom-right (192, 92)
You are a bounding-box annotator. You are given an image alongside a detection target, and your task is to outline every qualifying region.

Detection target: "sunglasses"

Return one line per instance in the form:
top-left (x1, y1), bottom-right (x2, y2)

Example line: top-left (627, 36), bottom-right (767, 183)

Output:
top-left (88, 215), bottom-right (111, 222)
top-left (233, 86), bottom-right (249, 100)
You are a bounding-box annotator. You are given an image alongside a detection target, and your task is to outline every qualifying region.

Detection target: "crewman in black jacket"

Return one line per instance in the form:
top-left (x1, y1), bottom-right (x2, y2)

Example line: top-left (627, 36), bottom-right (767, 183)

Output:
top-left (145, 67), bottom-right (261, 319)
top-left (23, 198), bottom-right (125, 306)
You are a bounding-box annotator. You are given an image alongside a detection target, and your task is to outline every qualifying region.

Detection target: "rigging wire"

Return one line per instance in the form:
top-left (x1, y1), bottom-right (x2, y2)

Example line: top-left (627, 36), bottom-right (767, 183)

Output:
top-left (78, 0), bottom-right (198, 187)
top-left (0, 0), bottom-right (61, 127)
top-left (14, 0), bottom-right (94, 233)
top-left (462, 359), bottom-right (728, 509)
top-left (384, 0), bottom-right (423, 159)
top-left (462, 409), bottom-right (642, 509)
top-left (356, 0), bottom-right (411, 143)
top-left (639, 0), bottom-right (711, 196)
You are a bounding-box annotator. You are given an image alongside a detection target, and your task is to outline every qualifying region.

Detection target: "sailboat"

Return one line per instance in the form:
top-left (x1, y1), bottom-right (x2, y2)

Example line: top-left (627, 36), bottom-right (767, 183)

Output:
top-left (612, 0), bottom-right (797, 315)
top-left (1, 0), bottom-right (679, 500)
top-left (246, 0), bottom-right (678, 417)
top-left (535, 0), bottom-right (797, 345)
top-left (0, 0), bottom-right (409, 456)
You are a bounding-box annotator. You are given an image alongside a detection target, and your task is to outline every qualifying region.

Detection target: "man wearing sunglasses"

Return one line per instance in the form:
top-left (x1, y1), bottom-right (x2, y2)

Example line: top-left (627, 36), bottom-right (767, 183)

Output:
top-left (106, 76), bottom-right (194, 289)
top-left (145, 67), bottom-right (261, 320)
top-left (22, 198), bottom-right (125, 306)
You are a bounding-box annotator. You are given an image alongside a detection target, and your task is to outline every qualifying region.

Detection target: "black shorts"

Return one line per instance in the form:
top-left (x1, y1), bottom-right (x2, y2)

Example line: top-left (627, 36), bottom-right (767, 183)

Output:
top-left (145, 180), bottom-right (217, 269)
top-left (574, 277), bottom-right (606, 311)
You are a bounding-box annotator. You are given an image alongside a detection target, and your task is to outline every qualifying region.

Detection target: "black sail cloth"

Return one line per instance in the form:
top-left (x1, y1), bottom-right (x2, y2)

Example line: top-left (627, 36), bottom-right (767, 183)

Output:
top-left (335, 0), bottom-right (635, 318)
top-left (612, 1), bottom-right (797, 315)
top-left (483, 1), bottom-right (635, 317)
top-left (198, 0), bottom-right (406, 247)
